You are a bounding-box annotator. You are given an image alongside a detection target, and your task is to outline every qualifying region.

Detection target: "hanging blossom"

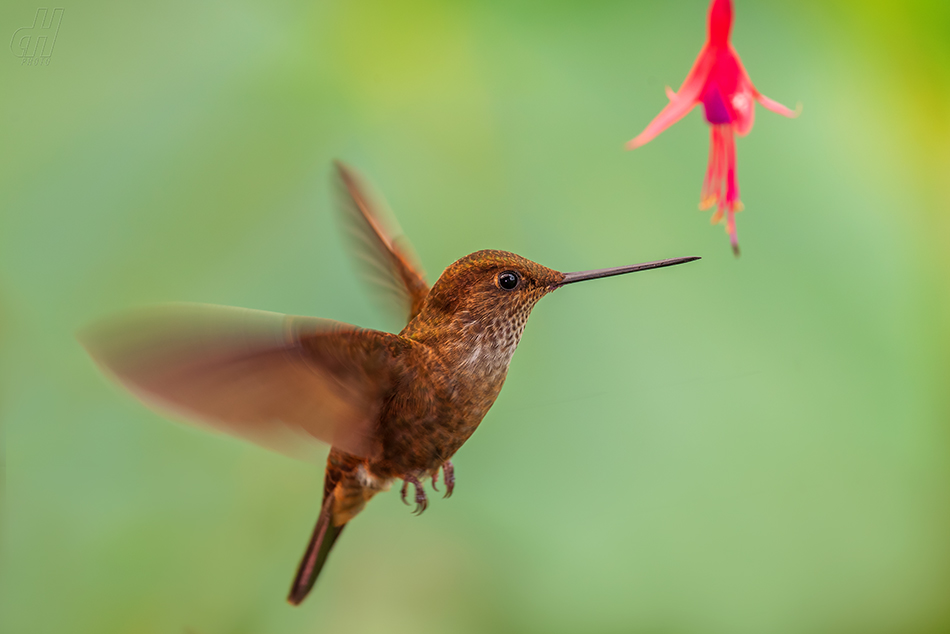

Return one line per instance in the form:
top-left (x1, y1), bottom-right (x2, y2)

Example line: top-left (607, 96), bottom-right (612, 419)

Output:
top-left (627, 0), bottom-right (799, 255)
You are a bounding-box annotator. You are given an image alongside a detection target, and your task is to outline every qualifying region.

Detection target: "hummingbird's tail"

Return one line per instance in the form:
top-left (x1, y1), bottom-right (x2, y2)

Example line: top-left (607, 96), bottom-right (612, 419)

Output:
top-left (288, 453), bottom-right (379, 606)
top-left (287, 494), bottom-right (346, 605)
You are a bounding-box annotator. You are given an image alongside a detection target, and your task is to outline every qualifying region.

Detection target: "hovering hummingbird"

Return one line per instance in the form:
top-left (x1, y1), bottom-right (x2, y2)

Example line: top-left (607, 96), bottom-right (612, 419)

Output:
top-left (80, 162), bottom-right (699, 606)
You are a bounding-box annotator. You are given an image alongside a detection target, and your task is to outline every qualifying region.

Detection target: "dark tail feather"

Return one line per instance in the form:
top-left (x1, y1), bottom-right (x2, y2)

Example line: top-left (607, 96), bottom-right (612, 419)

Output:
top-left (287, 495), bottom-right (346, 605)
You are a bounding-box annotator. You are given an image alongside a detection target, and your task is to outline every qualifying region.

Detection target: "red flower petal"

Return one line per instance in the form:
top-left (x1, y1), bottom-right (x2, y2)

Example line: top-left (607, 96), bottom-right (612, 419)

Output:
top-left (627, 48), bottom-right (715, 149)
top-left (756, 93), bottom-right (801, 118)
top-left (731, 88), bottom-right (756, 136)
top-left (626, 95), bottom-right (696, 149)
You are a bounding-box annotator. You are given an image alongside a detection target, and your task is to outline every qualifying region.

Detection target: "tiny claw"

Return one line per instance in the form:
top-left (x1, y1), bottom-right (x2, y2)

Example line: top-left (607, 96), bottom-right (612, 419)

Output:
top-left (442, 461), bottom-right (455, 499)
top-left (402, 475), bottom-right (429, 515)
top-left (431, 469), bottom-right (439, 492)
top-left (400, 479), bottom-right (411, 506)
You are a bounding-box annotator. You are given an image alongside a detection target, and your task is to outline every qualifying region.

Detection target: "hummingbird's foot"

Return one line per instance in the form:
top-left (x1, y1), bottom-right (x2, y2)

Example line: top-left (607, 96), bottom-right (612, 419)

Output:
top-left (400, 475), bottom-right (428, 515)
top-left (442, 461), bottom-right (455, 498)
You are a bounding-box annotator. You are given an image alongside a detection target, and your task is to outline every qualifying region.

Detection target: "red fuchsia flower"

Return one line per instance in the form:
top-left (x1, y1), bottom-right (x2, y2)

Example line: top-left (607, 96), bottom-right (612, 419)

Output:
top-left (627, 0), bottom-right (799, 255)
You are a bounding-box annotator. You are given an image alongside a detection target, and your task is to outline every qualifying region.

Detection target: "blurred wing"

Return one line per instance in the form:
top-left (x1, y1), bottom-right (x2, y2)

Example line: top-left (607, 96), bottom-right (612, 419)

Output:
top-left (79, 303), bottom-right (405, 460)
top-left (334, 161), bottom-right (430, 324)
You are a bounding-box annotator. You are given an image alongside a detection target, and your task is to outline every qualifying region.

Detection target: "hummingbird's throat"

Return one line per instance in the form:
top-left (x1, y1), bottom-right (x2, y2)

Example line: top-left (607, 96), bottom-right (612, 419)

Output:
top-left (455, 308), bottom-right (531, 378)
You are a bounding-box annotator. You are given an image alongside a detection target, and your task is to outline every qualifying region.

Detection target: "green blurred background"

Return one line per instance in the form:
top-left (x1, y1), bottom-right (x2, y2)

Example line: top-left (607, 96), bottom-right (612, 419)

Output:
top-left (3, 1), bottom-right (949, 633)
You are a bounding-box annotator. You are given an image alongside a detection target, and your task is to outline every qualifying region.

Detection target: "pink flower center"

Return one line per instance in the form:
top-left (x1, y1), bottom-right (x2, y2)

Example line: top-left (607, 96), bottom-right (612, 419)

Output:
top-left (702, 84), bottom-right (732, 125)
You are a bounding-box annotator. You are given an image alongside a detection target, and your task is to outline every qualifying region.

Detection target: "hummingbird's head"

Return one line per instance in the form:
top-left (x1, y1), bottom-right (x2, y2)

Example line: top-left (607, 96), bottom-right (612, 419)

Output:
top-left (420, 249), bottom-right (563, 330)
top-left (418, 249), bottom-right (702, 326)
top-left (403, 250), bottom-right (563, 372)
top-left (404, 249), bottom-right (699, 370)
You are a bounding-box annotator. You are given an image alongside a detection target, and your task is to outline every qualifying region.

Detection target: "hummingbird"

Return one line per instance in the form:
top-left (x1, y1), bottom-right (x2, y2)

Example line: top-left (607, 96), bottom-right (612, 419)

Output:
top-left (80, 162), bottom-right (699, 606)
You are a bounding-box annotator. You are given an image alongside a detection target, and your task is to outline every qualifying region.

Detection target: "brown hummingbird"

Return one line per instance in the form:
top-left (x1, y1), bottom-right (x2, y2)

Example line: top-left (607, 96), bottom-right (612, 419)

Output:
top-left (80, 162), bottom-right (699, 606)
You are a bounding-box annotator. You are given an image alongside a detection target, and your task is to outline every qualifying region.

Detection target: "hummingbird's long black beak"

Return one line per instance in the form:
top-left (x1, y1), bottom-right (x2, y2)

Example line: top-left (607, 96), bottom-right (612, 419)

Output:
top-left (557, 256), bottom-right (700, 286)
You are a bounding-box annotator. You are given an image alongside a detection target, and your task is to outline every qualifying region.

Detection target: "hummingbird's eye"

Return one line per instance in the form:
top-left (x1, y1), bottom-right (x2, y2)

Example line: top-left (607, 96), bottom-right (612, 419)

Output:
top-left (497, 270), bottom-right (521, 291)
